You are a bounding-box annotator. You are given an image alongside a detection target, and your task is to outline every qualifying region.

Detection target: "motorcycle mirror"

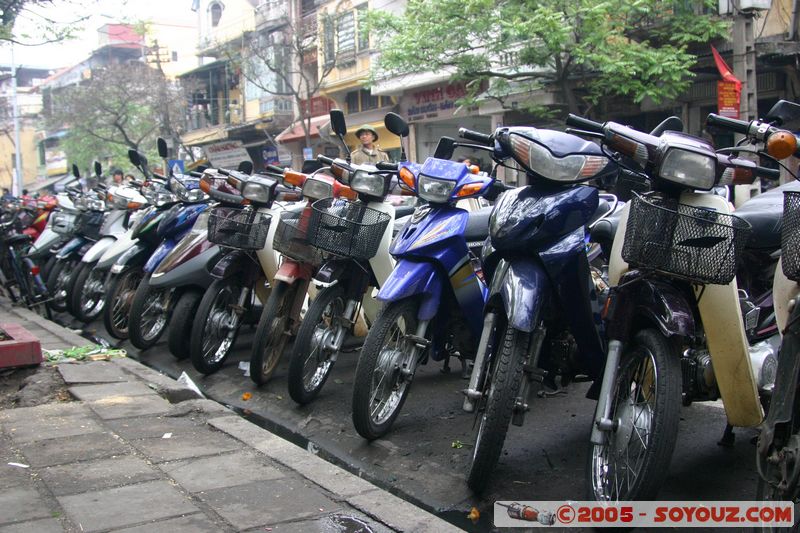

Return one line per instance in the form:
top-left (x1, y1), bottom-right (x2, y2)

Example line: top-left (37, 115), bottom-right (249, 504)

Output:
top-left (71, 164), bottom-right (80, 178)
top-left (157, 137), bottom-right (168, 158)
top-left (128, 149), bottom-right (141, 167)
top-left (434, 136), bottom-right (457, 160)
top-left (330, 109), bottom-right (347, 136)
top-left (650, 116), bottom-right (683, 136)
top-left (765, 100), bottom-right (800, 129)
top-left (93, 161), bottom-right (102, 178)
top-left (329, 109), bottom-right (351, 163)
top-left (384, 112), bottom-right (409, 137)
top-left (302, 159), bottom-right (323, 174)
top-left (237, 160), bottom-right (254, 174)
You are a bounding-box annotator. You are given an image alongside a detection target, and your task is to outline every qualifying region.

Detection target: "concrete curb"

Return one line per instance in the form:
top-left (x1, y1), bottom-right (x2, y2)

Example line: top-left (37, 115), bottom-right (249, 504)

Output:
top-left (208, 416), bottom-right (464, 532)
top-left (3, 306), bottom-right (87, 348)
top-left (112, 358), bottom-right (202, 403)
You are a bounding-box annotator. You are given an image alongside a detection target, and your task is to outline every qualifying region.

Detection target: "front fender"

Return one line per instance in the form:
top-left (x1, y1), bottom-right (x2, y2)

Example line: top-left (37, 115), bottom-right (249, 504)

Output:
top-left (209, 249), bottom-right (249, 279)
top-left (490, 258), bottom-right (550, 333)
top-left (377, 260), bottom-right (442, 321)
top-left (55, 237), bottom-right (86, 259)
top-left (82, 236), bottom-right (117, 263)
top-left (144, 240), bottom-right (177, 274)
top-left (627, 275), bottom-right (695, 337)
top-left (111, 242), bottom-right (151, 273)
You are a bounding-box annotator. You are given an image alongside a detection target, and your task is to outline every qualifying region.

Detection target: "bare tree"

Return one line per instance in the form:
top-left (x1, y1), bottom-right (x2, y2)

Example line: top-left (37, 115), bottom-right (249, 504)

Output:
top-left (1, 0), bottom-right (90, 45)
top-left (48, 62), bottom-right (187, 168)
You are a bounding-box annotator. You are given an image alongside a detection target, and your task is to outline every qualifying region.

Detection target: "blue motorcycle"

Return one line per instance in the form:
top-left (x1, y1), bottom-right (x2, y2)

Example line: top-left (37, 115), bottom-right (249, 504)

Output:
top-left (457, 123), bottom-right (624, 493)
top-left (350, 114), bottom-right (498, 440)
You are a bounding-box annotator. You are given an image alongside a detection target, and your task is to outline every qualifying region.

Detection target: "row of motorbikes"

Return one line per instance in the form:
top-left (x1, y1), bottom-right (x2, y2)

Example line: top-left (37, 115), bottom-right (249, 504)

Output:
top-left (4, 101), bottom-right (800, 522)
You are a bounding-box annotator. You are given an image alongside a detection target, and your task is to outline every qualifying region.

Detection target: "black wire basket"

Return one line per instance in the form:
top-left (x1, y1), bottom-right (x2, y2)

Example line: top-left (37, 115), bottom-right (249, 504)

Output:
top-left (781, 191), bottom-right (800, 281)
top-left (622, 192), bottom-right (751, 285)
top-left (75, 211), bottom-right (105, 240)
top-left (208, 206), bottom-right (271, 250)
top-left (307, 198), bottom-right (391, 260)
top-left (273, 208), bottom-right (325, 266)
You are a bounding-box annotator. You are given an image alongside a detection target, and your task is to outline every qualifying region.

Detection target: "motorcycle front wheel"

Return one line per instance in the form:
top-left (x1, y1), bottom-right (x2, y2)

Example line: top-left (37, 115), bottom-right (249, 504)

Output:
top-left (103, 268), bottom-right (144, 340)
top-left (467, 323), bottom-right (529, 493)
top-left (168, 290), bottom-right (202, 360)
top-left (128, 273), bottom-right (173, 349)
top-left (586, 328), bottom-right (681, 501)
top-left (189, 277), bottom-right (244, 375)
top-left (46, 257), bottom-right (79, 313)
top-left (287, 284), bottom-right (345, 405)
top-left (70, 261), bottom-right (107, 322)
top-left (250, 280), bottom-right (298, 385)
top-left (351, 298), bottom-right (421, 441)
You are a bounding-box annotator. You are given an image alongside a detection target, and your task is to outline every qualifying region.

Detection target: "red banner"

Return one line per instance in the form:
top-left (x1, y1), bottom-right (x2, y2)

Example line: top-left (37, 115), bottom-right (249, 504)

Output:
top-left (711, 46), bottom-right (742, 119)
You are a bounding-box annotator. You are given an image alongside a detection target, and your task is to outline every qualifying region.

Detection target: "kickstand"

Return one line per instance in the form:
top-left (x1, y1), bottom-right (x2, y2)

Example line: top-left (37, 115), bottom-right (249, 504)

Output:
top-left (718, 424), bottom-right (735, 448)
top-left (441, 355), bottom-right (451, 374)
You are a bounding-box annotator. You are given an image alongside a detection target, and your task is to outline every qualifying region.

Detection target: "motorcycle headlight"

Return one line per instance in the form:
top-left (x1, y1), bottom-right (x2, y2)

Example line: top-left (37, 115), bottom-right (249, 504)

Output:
top-left (510, 134), bottom-right (609, 182)
top-left (418, 174), bottom-right (456, 203)
top-left (242, 178), bottom-right (276, 203)
top-left (154, 190), bottom-right (177, 207)
top-left (302, 177), bottom-right (333, 200)
top-left (350, 171), bottom-right (387, 197)
top-left (658, 147), bottom-right (716, 190)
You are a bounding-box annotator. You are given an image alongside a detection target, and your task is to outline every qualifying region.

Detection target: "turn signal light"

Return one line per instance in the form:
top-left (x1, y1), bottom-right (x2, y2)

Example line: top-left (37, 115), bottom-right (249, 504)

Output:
top-left (284, 170), bottom-right (306, 188)
top-left (127, 201), bottom-right (143, 209)
top-left (336, 183), bottom-right (358, 200)
top-left (468, 165), bottom-right (479, 174)
top-left (399, 167), bottom-right (416, 190)
top-left (199, 177), bottom-right (212, 193)
top-left (767, 131), bottom-right (798, 160)
top-left (456, 182), bottom-right (484, 197)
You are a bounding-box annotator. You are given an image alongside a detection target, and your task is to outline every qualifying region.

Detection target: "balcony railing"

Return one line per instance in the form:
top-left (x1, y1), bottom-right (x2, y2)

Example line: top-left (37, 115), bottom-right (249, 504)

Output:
top-left (256, 0), bottom-right (289, 31)
top-left (301, 11), bottom-right (317, 39)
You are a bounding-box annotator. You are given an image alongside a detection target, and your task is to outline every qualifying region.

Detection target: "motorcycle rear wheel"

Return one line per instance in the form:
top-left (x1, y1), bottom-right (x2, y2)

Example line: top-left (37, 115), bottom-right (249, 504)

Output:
top-left (586, 328), bottom-right (681, 501)
top-left (287, 284), bottom-right (345, 405)
top-left (103, 268), bottom-right (144, 340)
top-left (189, 277), bottom-right (243, 374)
top-left (70, 261), bottom-right (107, 323)
top-left (168, 290), bottom-right (202, 360)
top-left (467, 324), bottom-right (529, 493)
top-left (352, 297), bottom-right (420, 441)
top-left (250, 281), bottom-right (297, 385)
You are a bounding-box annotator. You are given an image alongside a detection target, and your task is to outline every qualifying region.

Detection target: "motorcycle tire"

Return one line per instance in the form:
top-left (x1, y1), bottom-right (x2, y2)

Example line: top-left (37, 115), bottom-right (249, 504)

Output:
top-left (287, 284), bottom-right (345, 405)
top-left (103, 268), bottom-right (144, 340)
top-left (352, 297), bottom-right (421, 441)
top-left (41, 254), bottom-right (58, 283)
top-left (585, 328), bottom-right (681, 501)
top-left (168, 290), bottom-right (202, 360)
top-left (46, 257), bottom-right (79, 313)
top-left (467, 324), bottom-right (529, 493)
top-left (128, 273), bottom-right (172, 350)
top-left (189, 277), bottom-right (244, 375)
top-left (70, 261), bottom-right (107, 323)
top-left (250, 281), bottom-right (297, 385)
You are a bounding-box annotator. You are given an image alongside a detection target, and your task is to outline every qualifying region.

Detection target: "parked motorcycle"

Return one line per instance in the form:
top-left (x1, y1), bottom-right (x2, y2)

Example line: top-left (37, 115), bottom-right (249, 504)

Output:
top-left (566, 111), bottom-right (780, 501)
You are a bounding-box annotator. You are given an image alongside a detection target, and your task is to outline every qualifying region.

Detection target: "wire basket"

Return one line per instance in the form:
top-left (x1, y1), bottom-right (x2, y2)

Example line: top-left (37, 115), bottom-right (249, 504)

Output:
top-left (622, 193), bottom-right (751, 285)
top-left (75, 211), bottom-right (105, 240)
top-left (781, 191), bottom-right (800, 281)
top-left (208, 206), bottom-right (271, 250)
top-left (273, 208), bottom-right (325, 265)
top-left (307, 198), bottom-right (391, 260)
top-left (50, 212), bottom-right (77, 235)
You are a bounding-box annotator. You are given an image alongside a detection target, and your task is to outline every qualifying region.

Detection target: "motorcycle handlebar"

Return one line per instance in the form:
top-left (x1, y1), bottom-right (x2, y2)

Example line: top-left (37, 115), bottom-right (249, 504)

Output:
top-left (265, 164), bottom-right (285, 174)
top-left (706, 114), bottom-right (750, 136)
top-left (565, 114), bottom-right (604, 133)
top-left (376, 161), bottom-right (398, 171)
top-left (458, 128), bottom-right (493, 146)
top-left (317, 155), bottom-right (334, 165)
top-left (755, 165), bottom-right (781, 180)
top-left (206, 185), bottom-right (243, 204)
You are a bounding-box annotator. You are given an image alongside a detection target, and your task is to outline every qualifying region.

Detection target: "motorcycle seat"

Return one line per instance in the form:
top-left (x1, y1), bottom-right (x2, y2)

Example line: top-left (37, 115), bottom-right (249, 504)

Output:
top-left (588, 198), bottom-right (612, 226)
top-left (735, 180), bottom-right (800, 250)
top-left (3, 233), bottom-right (32, 246)
top-left (465, 206), bottom-right (493, 242)
top-left (590, 207), bottom-right (624, 248)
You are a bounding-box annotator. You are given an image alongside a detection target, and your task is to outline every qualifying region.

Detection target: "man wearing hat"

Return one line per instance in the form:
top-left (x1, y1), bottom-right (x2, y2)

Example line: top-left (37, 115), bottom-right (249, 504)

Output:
top-left (351, 125), bottom-right (390, 165)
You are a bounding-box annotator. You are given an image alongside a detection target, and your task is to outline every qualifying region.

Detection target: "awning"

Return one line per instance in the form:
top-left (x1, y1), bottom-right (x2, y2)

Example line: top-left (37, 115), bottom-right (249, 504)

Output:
top-left (27, 174), bottom-right (72, 192)
top-left (370, 70), bottom-right (454, 97)
top-left (181, 126), bottom-right (229, 147)
top-left (178, 59), bottom-right (228, 78)
top-left (275, 115), bottom-right (330, 144)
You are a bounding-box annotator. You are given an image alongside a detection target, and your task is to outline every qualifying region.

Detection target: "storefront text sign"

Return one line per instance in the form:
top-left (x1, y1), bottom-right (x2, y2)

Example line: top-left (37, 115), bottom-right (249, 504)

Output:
top-left (407, 83), bottom-right (467, 120)
top-left (204, 140), bottom-right (253, 169)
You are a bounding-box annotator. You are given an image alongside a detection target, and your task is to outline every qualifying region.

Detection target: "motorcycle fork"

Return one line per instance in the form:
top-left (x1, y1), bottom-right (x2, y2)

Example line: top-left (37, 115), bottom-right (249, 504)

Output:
top-left (512, 323), bottom-right (546, 427)
top-left (287, 278), bottom-right (310, 336)
top-left (463, 311), bottom-right (498, 413)
top-left (399, 320), bottom-right (431, 384)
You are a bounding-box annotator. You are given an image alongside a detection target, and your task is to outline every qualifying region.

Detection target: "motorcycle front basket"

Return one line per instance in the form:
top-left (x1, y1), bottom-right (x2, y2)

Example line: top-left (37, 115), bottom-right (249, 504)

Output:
top-left (75, 211), bottom-right (105, 240)
top-left (781, 191), bottom-right (800, 281)
top-left (307, 198), bottom-right (390, 260)
top-left (622, 192), bottom-right (751, 285)
top-left (273, 208), bottom-right (325, 266)
top-left (207, 206), bottom-right (271, 250)
top-left (50, 212), bottom-right (77, 235)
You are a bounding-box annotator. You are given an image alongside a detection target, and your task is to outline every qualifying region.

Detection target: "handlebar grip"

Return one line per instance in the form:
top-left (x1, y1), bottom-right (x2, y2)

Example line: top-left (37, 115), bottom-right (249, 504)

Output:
top-left (266, 164), bottom-right (284, 174)
top-left (755, 166), bottom-right (781, 180)
top-left (317, 155), bottom-right (334, 165)
top-left (565, 114), bottom-right (604, 133)
top-left (706, 114), bottom-right (750, 135)
top-left (207, 186), bottom-right (243, 204)
top-left (458, 128), bottom-right (493, 146)
top-left (376, 161), bottom-right (398, 171)
top-left (188, 171), bottom-right (204, 178)
top-left (217, 168), bottom-right (231, 176)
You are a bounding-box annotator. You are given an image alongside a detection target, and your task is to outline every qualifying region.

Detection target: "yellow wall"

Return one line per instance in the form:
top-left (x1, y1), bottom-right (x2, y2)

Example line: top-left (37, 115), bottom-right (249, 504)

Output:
top-left (317, 0), bottom-right (373, 93)
top-left (756, 0), bottom-right (793, 38)
top-left (144, 20), bottom-right (201, 80)
top-left (0, 125), bottom-right (43, 190)
top-left (198, 0), bottom-right (255, 53)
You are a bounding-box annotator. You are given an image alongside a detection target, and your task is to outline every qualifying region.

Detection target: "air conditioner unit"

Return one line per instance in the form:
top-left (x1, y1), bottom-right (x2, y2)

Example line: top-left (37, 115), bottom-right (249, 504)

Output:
top-left (719, 0), bottom-right (772, 14)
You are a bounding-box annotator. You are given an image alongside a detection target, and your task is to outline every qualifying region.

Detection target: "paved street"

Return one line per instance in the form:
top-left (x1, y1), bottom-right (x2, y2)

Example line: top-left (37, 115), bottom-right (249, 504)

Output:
top-left (54, 311), bottom-right (761, 532)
